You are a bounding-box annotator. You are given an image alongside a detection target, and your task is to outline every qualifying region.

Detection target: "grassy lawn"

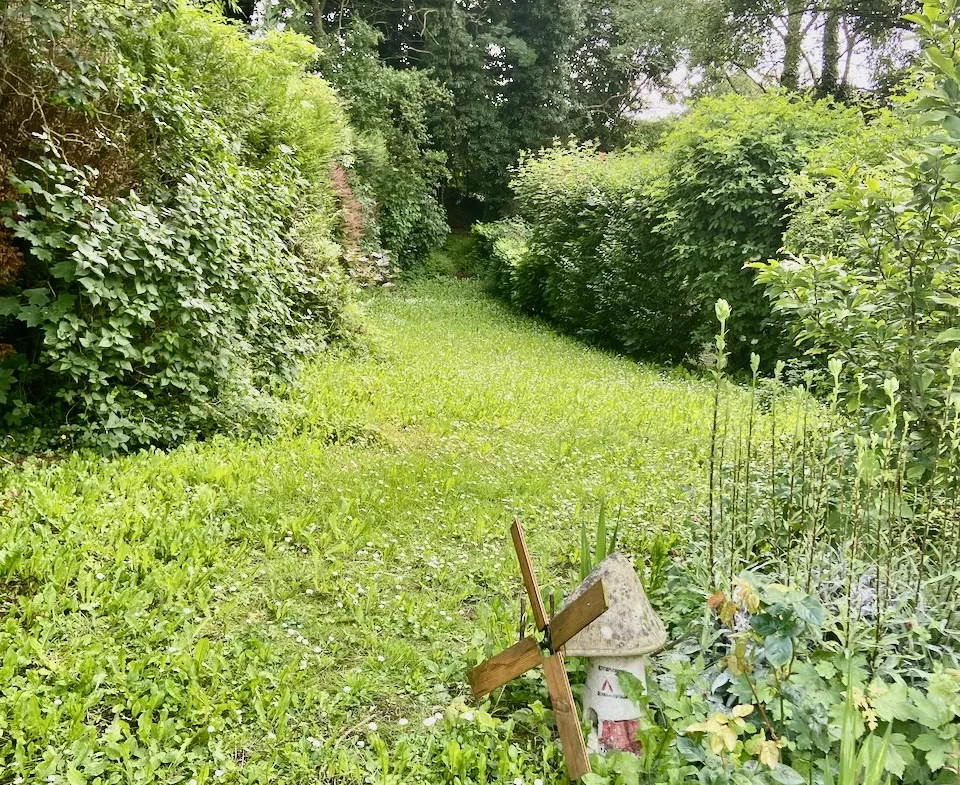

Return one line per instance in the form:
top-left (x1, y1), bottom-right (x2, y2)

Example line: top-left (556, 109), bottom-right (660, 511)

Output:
top-left (1, 279), bottom-right (744, 784)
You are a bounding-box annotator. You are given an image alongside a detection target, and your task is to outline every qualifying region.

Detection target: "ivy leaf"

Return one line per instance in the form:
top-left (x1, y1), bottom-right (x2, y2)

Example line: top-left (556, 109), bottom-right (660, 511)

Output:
top-left (23, 288), bottom-right (51, 307)
top-left (763, 634), bottom-right (793, 667)
top-left (50, 260), bottom-right (77, 280)
top-left (0, 297), bottom-right (19, 317)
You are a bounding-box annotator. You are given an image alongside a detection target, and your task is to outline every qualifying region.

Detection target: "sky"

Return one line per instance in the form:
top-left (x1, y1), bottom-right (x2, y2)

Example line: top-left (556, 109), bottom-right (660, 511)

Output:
top-left (637, 17), bottom-right (918, 119)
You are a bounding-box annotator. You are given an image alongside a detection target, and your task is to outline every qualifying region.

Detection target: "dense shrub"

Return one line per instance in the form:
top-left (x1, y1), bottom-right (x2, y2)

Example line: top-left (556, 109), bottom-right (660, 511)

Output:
top-left (657, 94), bottom-right (863, 365)
top-left (0, 1), bottom-right (356, 451)
top-left (782, 111), bottom-right (921, 258)
top-left (510, 147), bottom-right (632, 333)
top-left (755, 2), bottom-right (960, 463)
top-left (479, 96), bottom-right (861, 366)
top-left (472, 218), bottom-right (544, 313)
top-left (408, 233), bottom-right (484, 280)
top-left (495, 146), bottom-right (695, 359)
top-left (313, 21), bottom-right (450, 268)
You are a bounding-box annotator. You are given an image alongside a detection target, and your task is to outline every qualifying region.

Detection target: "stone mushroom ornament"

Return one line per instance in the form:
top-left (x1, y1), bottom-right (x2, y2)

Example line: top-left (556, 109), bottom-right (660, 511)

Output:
top-left (560, 552), bottom-right (667, 754)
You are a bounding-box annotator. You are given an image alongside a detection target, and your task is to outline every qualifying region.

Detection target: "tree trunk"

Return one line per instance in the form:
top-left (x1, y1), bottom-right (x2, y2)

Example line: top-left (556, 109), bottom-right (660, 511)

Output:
top-left (781, 0), bottom-right (804, 90)
top-left (312, 0), bottom-right (327, 43)
top-left (818, 8), bottom-right (840, 97)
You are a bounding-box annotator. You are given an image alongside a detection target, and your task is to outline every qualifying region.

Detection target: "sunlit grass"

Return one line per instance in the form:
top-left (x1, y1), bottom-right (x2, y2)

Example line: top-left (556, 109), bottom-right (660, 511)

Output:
top-left (0, 279), bottom-right (748, 783)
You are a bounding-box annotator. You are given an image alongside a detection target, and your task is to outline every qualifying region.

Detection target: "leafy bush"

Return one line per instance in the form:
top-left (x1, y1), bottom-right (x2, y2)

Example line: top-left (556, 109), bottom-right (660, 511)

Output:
top-left (510, 146), bottom-right (640, 335)
top-left (781, 112), bottom-right (921, 258)
top-left (755, 0), bottom-right (960, 462)
top-left (314, 21), bottom-right (450, 268)
top-left (409, 233), bottom-right (483, 280)
top-left (472, 218), bottom-right (545, 313)
top-left (486, 144), bottom-right (694, 359)
top-left (656, 95), bottom-right (863, 366)
top-left (482, 97), bottom-right (862, 366)
top-left (0, 1), bottom-right (356, 450)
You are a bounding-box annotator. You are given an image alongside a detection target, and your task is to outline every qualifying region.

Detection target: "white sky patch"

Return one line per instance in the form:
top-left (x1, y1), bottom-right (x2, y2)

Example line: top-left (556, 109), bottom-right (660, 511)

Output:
top-left (636, 19), bottom-right (919, 119)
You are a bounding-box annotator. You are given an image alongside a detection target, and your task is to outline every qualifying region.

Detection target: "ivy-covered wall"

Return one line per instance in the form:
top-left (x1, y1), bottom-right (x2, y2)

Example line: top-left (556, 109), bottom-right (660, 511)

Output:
top-left (0, 1), bottom-right (359, 451)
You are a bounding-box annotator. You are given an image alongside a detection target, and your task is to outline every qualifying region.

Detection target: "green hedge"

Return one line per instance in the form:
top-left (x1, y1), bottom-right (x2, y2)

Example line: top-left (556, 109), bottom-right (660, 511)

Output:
top-left (0, 2), bottom-right (357, 450)
top-left (480, 94), bottom-right (869, 366)
top-left (782, 112), bottom-right (921, 258)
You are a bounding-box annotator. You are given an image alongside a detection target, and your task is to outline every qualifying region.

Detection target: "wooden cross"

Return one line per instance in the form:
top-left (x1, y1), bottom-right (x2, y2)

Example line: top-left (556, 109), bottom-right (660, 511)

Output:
top-left (467, 521), bottom-right (609, 780)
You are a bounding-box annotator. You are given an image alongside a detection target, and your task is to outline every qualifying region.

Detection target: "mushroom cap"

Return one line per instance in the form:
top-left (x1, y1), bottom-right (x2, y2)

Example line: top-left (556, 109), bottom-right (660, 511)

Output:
top-left (560, 553), bottom-right (667, 657)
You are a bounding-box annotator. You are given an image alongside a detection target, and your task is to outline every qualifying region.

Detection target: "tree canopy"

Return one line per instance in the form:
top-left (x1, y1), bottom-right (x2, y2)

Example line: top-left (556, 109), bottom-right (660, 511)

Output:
top-left (242, 0), bottom-right (917, 220)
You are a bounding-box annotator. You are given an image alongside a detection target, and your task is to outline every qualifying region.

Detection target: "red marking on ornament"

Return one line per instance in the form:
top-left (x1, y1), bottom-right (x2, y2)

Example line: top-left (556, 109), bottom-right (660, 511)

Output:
top-left (599, 719), bottom-right (642, 753)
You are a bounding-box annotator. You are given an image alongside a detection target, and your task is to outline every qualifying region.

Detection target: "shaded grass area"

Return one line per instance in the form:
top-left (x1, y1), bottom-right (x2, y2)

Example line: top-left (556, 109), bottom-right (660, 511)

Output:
top-left (0, 279), bottom-right (739, 783)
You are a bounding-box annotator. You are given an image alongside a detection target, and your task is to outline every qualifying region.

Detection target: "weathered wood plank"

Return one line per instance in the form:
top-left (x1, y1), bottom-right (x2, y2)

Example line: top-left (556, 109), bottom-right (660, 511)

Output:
top-left (543, 653), bottom-right (591, 780)
top-left (551, 580), bottom-right (608, 651)
top-left (511, 520), bottom-right (549, 630)
top-left (467, 636), bottom-right (541, 699)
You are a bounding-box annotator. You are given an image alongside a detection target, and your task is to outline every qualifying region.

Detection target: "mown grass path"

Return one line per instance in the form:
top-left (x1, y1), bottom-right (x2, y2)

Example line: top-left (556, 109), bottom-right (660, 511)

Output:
top-left (1, 280), bottom-right (730, 783)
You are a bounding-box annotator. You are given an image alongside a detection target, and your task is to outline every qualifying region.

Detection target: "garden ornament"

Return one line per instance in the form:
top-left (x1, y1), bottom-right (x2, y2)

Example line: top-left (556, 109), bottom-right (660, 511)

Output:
top-left (560, 553), bottom-right (667, 754)
top-left (467, 521), bottom-right (609, 780)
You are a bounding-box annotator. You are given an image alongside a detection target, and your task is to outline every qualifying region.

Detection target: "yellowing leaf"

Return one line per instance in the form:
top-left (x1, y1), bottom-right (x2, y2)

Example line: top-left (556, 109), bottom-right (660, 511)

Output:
top-left (709, 733), bottom-right (724, 755)
top-left (719, 599), bottom-right (738, 625)
top-left (733, 578), bottom-right (761, 613)
top-left (720, 725), bottom-right (738, 752)
top-left (758, 739), bottom-right (781, 768)
top-left (726, 653), bottom-right (748, 676)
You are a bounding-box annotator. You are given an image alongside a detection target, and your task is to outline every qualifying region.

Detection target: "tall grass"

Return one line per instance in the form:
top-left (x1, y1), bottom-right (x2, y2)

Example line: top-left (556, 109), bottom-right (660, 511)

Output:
top-left (825, 670), bottom-right (892, 785)
top-left (701, 311), bottom-right (960, 672)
